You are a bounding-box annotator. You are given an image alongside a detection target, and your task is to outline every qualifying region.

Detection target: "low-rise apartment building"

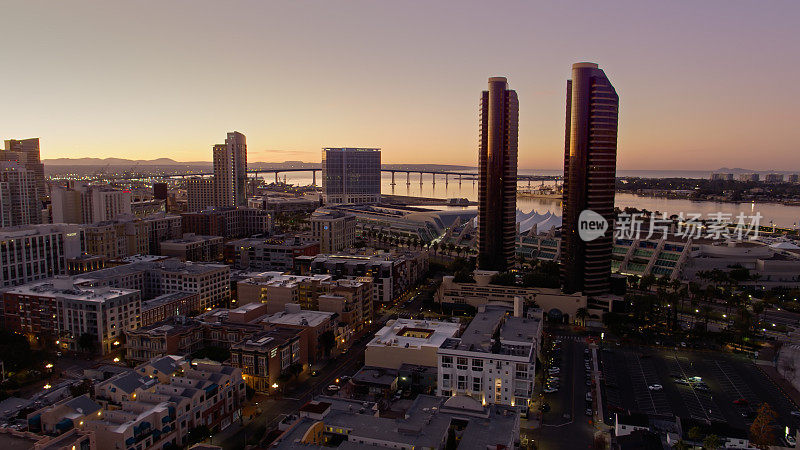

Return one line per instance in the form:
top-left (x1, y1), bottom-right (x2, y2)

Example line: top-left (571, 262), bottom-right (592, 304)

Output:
top-left (236, 273), bottom-right (332, 310)
top-left (125, 319), bottom-right (204, 364)
top-left (78, 258), bottom-right (230, 310)
top-left (86, 358), bottom-right (245, 449)
top-left (181, 207), bottom-right (271, 239)
top-left (365, 318), bottom-right (461, 370)
top-left (224, 235), bottom-right (319, 272)
top-left (437, 305), bottom-right (541, 408)
top-left (295, 250), bottom-right (428, 306)
top-left (229, 328), bottom-right (305, 393)
top-left (2, 276), bottom-right (141, 354)
top-left (236, 273), bottom-right (372, 331)
top-left (271, 395), bottom-right (520, 450)
top-left (159, 234), bottom-right (223, 262)
top-left (260, 303), bottom-right (339, 364)
top-left (141, 291), bottom-right (200, 327)
top-left (248, 194), bottom-right (319, 214)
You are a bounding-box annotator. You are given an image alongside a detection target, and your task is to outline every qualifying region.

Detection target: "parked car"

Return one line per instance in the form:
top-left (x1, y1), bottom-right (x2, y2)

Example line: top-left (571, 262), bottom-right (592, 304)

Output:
top-left (327, 385), bottom-right (340, 392)
top-left (648, 384), bottom-right (663, 391)
top-left (585, 408), bottom-right (593, 416)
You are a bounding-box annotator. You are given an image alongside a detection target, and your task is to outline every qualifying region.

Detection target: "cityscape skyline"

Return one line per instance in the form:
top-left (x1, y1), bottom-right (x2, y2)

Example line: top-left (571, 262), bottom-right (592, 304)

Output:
top-left (5, 3), bottom-right (800, 449)
top-left (3, 1), bottom-right (799, 170)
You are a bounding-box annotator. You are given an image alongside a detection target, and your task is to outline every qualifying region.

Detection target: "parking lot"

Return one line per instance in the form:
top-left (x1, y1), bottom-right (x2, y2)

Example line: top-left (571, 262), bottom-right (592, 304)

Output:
top-left (599, 347), bottom-right (798, 441)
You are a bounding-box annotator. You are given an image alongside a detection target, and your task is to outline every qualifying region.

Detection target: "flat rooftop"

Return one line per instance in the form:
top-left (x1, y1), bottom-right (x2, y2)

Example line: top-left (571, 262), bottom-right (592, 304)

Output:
top-left (239, 273), bottom-right (332, 287)
top-left (262, 309), bottom-right (334, 327)
top-left (142, 291), bottom-right (196, 309)
top-left (368, 318), bottom-right (460, 350)
top-left (445, 306), bottom-right (540, 357)
top-left (6, 279), bottom-right (138, 302)
top-left (161, 234), bottom-right (221, 244)
top-left (456, 306), bottom-right (507, 352)
top-left (271, 394), bottom-right (518, 450)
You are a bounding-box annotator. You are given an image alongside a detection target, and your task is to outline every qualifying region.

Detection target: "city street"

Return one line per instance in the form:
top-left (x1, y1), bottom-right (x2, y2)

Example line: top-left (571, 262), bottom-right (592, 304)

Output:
top-left (214, 291), bottom-right (428, 449)
top-left (531, 330), bottom-right (595, 449)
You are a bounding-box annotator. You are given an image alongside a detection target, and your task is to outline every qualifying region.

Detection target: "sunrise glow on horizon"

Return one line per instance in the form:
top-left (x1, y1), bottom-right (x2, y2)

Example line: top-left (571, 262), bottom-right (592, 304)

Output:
top-left (2, 1), bottom-right (799, 170)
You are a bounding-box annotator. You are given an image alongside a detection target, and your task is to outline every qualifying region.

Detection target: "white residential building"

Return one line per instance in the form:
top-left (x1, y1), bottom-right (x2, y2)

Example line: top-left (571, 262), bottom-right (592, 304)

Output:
top-left (437, 305), bottom-right (541, 408)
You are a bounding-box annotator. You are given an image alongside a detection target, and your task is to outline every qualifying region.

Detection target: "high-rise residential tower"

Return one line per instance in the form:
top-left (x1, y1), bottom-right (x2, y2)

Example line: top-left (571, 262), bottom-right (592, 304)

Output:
top-left (321, 148), bottom-right (381, 205)
top-left (187, 177), bottom-right (215, 212)
top-left (477, 77), bottom-right (518, 271)
top-left (213, 131), bottom-right (247, 207)
top-left (2, 138), bottom-right (44, 222)
top-left (0, 162), bottom-right (39, 227)
top-left (560, 62), bottom-right (619, 296)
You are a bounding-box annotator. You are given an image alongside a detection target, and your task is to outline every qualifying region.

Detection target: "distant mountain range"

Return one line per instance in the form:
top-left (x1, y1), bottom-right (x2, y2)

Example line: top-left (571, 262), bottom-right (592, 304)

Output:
top-left (43, 157), bottom-right (205, 166)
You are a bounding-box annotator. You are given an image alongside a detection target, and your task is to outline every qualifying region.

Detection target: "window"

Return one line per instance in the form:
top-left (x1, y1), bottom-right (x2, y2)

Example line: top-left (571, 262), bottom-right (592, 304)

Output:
top-left (456, 357), bottom-right (468, 371)
top-left (472, 377), bottom-right (482, 392)
top-left (471, 359), bottom-right (483, 372)
top-left (457, 375), bottom-right (466, 391)
top-left (442, 373), bottom-right (451, 389)
top-left (441, 356), bottom-right (452, 368)
top-left (515, 363), bottom-right (528, 379)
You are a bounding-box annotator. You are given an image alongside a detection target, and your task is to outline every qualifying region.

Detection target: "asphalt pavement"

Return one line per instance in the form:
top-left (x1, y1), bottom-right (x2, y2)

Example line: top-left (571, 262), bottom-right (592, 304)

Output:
top-left (531, 331), bottom-right (595, 449)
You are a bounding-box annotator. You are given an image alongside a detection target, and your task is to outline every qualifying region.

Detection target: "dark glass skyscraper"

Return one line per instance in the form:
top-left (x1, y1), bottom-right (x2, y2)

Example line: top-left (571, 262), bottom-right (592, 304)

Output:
top-left (478, 77), bottom-right (518, 271)
top-left (561, 63), bottom-right (619, 296)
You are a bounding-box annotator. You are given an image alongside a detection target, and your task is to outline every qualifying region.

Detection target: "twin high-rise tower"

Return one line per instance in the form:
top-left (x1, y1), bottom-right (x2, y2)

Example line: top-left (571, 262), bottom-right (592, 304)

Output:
top-left (478, 77), bottom-right (519, 271)
top-left (477, 63), bottom-right (619, 297)
top-left (560, 63), bottom-right (619, 296)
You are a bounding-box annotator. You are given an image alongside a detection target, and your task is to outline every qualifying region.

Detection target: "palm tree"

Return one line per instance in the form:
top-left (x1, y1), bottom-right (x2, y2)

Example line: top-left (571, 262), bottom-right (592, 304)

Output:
top-left (752, 301), bottom-right (766, 330)
top-left (702, 434), bottom-right (721, 450)
top-left (700, 304), bottom-right (714, 332)
top-left (671, 439), bottom-right (690, 450)
top-left (575, 307), bottom-right (589, 326)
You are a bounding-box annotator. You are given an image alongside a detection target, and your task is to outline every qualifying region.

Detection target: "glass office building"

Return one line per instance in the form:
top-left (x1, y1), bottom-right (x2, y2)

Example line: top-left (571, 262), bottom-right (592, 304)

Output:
top-left (321, 148), bottom-right (381, 204)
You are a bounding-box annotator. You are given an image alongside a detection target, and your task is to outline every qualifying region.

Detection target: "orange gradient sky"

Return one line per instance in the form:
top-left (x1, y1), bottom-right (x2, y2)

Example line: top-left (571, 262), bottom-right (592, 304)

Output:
top-left (2, 1), bottom-right (799, 170)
